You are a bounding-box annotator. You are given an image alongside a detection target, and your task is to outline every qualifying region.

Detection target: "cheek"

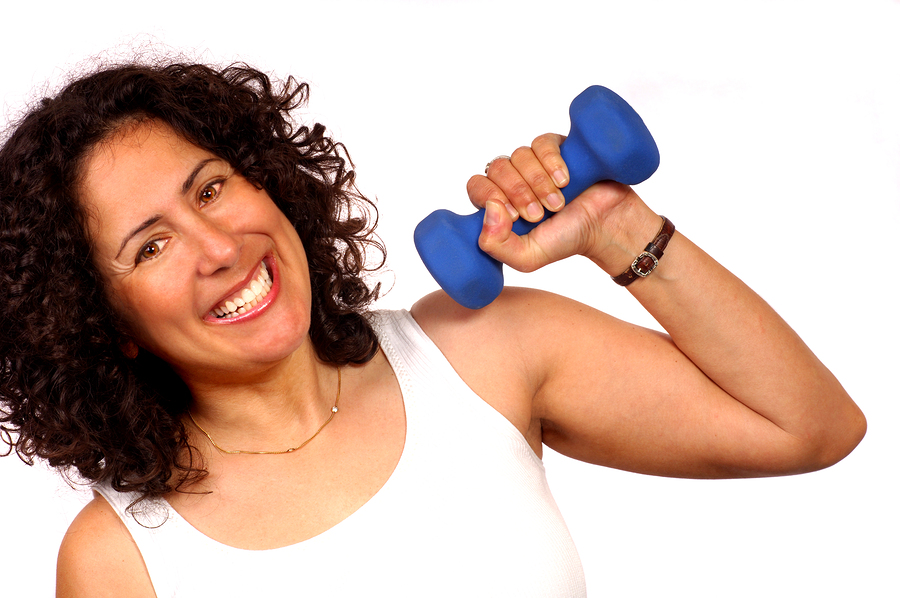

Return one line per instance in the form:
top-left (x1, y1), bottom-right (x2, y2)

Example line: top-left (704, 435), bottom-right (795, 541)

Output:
top-left (265, 203), bottom-right (310, 276)
top-left (109, 273), bottom-right (191, 342)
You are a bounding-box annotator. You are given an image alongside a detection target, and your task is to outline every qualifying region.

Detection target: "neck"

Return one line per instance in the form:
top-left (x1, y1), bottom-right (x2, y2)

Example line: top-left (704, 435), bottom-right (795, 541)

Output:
top-left (182, 342), bottom-right (341, 453)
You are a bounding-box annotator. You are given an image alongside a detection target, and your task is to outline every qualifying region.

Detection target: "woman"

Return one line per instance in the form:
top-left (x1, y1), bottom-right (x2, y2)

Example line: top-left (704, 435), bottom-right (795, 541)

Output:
top-left (0, 62), bottom-right (865, 596)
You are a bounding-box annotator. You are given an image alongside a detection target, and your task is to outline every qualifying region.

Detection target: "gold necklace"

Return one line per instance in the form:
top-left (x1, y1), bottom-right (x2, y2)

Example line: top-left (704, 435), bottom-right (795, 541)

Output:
top-left (188, 369), bottom-right (341, 455)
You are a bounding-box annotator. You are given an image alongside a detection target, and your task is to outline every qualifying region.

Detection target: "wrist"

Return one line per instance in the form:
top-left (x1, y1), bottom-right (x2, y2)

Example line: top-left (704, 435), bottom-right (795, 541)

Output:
top-left (586, 203), bottom-right (664, 275)
top-left (610, 216), bottom-right (675, 286)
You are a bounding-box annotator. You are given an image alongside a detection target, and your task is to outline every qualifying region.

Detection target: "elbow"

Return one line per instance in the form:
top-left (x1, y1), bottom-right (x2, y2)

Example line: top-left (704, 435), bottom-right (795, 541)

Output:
top-left (801, 401), bottom-right (867, 473)
top-left (834, 406), bottom-right (867, 465)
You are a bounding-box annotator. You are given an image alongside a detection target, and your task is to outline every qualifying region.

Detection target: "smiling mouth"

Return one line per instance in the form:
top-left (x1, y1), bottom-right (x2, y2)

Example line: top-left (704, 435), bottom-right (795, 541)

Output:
top-left (211, 262), bottom-right (273, 319)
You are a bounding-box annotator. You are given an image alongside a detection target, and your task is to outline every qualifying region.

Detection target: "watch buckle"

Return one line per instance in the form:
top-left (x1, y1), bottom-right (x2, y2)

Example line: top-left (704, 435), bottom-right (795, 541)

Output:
top-left (631, 252), bottom-right (659, 277)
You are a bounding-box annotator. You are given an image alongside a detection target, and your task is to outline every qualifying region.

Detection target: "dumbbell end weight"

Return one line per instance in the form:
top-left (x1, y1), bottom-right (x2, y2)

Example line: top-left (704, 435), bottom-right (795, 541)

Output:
top-left (414, 86), bottom-right (659, 310)
top-left (560, 85), bottom-right (660, 196)
top-left (414, 207), bottom-right (504, 309)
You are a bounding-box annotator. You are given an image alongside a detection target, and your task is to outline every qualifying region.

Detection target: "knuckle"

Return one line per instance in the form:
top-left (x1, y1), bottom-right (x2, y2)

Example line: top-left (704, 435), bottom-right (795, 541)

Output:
top-left (536, 146), bottom-right (561, 165)
top-left (486, 155), bottom-right (512, 176)
top-left (479, 184), bottom-right (510, 208)
top-left (507, 180), bottom-right (533, 204)
top-left (510, 146), bottom-right (533, 162)
top-left (534, 133), bottom-right (565, 160)
top-left (466, 174), bottom-right (487, 194)
top-left (527, 170), bottom-right (550, 191)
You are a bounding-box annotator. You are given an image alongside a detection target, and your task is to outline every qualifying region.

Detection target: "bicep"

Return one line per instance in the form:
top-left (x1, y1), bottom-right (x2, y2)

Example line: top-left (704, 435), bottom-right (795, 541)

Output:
top-left (57, 496), bottom-right (156, 598)
top-left (530, 295), bottom-right (802, 478)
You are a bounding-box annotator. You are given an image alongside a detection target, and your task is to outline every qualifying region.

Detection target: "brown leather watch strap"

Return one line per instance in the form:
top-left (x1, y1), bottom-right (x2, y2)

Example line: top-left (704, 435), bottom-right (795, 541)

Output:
top-left (611, 216), bottom-right (675, 286)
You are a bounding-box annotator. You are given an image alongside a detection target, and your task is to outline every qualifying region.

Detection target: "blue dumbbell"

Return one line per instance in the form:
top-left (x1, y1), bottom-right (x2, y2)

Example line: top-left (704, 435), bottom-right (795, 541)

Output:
top-left (414, 86), bottom-right (660, 309)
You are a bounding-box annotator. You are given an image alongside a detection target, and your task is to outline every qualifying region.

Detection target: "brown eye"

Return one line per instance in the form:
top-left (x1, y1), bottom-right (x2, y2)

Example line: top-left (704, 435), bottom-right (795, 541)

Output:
top-left (137, 240), bottom-right (166, 264)
top-left (199, 182), bottom-right (221, 204)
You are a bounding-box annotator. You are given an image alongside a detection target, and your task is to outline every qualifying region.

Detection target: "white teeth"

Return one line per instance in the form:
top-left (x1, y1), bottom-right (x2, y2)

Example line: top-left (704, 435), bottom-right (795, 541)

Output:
top-left (212, 262), bottom-right (272, 319)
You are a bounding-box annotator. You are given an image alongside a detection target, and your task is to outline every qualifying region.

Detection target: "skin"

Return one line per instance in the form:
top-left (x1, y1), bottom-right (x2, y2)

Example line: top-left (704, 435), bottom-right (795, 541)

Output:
top-left (57, 124), bottom-right (866, 597)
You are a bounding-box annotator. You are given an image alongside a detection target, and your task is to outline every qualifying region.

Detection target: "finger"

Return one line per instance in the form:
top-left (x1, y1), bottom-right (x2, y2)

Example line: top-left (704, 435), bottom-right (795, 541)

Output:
top-left (509, 145), bottom-right (565, 216)
top-left (483, 155), bottom-right (510, 175)
top-left (479, 200), bottom-right (547, 273)
top-left (484, 151), bottom-right (544, 222)
top-left (466, 175), bottom-right (520, 221)
top-left (532, 133), bottom-right (569, 188)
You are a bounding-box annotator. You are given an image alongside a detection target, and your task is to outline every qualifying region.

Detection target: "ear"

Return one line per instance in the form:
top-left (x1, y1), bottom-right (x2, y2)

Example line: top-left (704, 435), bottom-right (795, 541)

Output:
top-left (119, 339), bottom-right (139, 359)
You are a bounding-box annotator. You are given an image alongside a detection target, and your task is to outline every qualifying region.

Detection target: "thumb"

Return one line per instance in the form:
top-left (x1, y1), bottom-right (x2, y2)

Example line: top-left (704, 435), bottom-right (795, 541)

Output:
top-left (479, 200), bottom-right (543, 273)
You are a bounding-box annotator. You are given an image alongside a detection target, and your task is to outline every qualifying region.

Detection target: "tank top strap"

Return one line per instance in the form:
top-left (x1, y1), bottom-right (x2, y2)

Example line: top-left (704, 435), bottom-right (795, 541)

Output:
top-left (93, 485), bottom-right (179, 597)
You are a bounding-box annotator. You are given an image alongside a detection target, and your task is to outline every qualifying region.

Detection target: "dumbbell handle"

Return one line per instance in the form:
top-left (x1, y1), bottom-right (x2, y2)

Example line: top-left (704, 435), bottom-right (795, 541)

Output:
top-left (413, 86), bottom-right (660, 309)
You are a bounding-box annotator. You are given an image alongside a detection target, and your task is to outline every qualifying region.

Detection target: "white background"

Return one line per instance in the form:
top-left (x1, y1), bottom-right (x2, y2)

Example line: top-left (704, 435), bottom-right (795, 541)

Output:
top-left (1, 1), bottom-right (897, 595)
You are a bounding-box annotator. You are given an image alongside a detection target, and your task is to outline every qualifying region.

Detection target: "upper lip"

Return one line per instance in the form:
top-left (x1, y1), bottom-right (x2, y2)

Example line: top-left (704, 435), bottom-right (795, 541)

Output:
top-left (207, 256), bottom-right (269, 315)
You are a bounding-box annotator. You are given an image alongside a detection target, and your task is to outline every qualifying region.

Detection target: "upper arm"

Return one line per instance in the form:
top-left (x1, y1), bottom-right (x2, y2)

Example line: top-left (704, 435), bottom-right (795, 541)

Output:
top-left (57, 495), bottom-right (156, 598)
top-left (527, 298), bottom-right (791, 478)
top-left (414, 287), bottom-right (810, 479)
top-left (525, 291), bottom-right (820, 478)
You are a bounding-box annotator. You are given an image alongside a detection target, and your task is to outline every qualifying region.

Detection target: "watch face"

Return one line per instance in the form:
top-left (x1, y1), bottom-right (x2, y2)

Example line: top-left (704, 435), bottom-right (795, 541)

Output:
top-left (632, 252), bottom-right (659, 277)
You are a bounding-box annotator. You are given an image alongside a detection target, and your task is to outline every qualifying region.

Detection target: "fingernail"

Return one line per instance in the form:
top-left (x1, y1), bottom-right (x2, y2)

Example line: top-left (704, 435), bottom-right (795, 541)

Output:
top-left (553, 169), bottom-right (569, 187)
top-left (526, 202), bottom-right (543, 220)
top-left (485, 201), bottom-right (502, 226)
top-left (505, 203), bottom-right (519, 220)
top-left (547, 192), bottom-right (564, 210)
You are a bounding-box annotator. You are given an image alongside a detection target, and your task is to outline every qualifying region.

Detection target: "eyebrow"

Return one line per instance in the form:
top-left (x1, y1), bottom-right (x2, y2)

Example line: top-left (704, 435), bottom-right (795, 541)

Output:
top-left (116, 215), bottom-right (163, 260)
top-left (114, 158), bottom-right (222, 260)
top-left (181, 158), bottom-right (220, 194)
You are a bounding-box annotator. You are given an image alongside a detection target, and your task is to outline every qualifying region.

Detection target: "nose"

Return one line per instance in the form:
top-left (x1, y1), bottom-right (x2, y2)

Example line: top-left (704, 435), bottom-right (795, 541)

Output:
top-left (193, 217), bottom-right (242, 276)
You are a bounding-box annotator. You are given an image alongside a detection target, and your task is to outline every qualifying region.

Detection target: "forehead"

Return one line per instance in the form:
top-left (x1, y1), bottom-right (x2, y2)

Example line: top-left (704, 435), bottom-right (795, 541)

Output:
top-left (79, 121), bottom-right (212, 245)
top-left (81, 120), bottom-right (206, 196)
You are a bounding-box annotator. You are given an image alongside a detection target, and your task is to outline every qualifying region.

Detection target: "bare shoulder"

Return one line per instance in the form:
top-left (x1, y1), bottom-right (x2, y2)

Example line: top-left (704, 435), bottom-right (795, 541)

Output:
top-left (57, 494), bottom-right (156, 598)
top-left (410, 287), bottom-right (615, 449)
top-left (412, 287), bottom-right (531, 359)
top-left (411, 286), bottom-right (576, 334)
top-left (411, 286), bottom-right (616, 350)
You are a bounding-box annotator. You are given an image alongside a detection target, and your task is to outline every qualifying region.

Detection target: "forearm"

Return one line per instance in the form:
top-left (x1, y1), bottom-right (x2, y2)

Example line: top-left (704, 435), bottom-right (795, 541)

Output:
top-left (591, 198), bottom-right (866, 467)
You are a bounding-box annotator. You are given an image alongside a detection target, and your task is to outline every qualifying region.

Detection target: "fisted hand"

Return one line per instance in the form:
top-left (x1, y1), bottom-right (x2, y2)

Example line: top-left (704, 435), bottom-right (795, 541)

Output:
top-left (468, 133), bottom-right (570, 224)
top-left (467, 133), bottom-right (646, 275)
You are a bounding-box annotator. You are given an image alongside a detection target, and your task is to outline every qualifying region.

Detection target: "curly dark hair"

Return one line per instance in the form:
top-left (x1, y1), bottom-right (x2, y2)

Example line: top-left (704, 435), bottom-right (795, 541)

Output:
top-left (0, 61), bottom-right (385, 501)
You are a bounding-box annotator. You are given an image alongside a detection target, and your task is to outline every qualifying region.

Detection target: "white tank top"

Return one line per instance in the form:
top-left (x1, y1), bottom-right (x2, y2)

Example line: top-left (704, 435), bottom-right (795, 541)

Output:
top-left (95, 310), bottom-right (586, 597)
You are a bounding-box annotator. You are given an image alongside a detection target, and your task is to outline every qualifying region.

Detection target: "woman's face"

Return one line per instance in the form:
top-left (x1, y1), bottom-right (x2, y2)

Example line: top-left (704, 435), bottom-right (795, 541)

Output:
top-left (80, 120), bottom-right (314, 387)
